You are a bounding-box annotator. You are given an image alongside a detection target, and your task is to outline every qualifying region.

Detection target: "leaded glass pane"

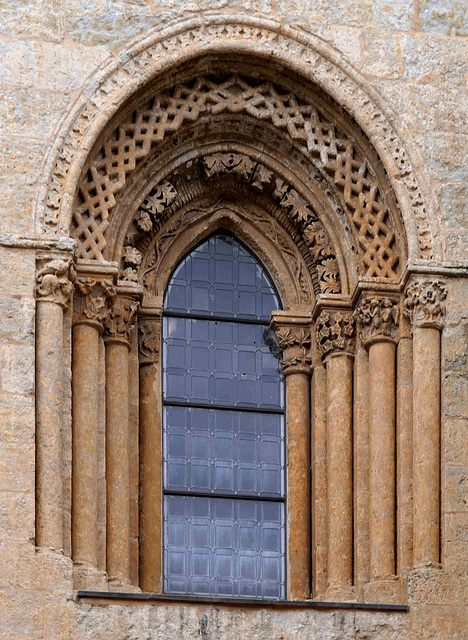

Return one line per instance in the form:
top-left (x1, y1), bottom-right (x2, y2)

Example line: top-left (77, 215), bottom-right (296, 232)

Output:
top-left (164, 496), bottom-right (285, 599)
top-left (164, 407), bottom-right (285, 497)
top-left (162, 233), bottom-right (285, 600)
top-left (164, 234), bottom-right (280, 320)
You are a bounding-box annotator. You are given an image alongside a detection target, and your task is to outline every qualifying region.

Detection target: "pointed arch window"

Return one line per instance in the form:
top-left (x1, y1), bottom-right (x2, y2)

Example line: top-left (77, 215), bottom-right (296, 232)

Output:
top-left (162, 233), bottom-right (286, 599)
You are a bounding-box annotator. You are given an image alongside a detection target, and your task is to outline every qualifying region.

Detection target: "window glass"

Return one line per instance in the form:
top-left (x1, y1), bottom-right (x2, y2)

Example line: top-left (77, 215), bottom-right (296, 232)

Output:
top-left (163, 233), bottom-right (285, 599)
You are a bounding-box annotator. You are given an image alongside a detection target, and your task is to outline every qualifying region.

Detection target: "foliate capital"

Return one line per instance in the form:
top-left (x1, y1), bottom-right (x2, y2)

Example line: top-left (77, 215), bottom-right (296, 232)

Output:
top-left (138, 315), bottom-right (162, 365)
top-left (272, 325), bottom-right (312, 375)
top-left (73, 277), bottom-right (116, 329)
top-left (353, 295), bottom-right (400, 347)
top-left (104, 295), bottom-right (139, 345)
top-left (404, 279), bottom-right (447, 330)
top-left (35, 258), bottom-right (76, 309)
top-left (315, 309), bottom-right (355, 360)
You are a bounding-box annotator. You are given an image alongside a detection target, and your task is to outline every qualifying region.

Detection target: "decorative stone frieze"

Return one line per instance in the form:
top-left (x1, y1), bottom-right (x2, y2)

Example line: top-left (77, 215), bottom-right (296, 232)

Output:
top-left (35, 258), bottom-right (76, 309)
top-left (138, 317), bottom-right (161, 365)
top-left (140, 180), bottom-right (177, 217)
top-left (315, 309), bottom-right (355, 359)
top-left (73, 278), bottom-right (116, 328)
top-left (354, 296), bottom-right (400, 346)
top-left (403, 279), bottom-right (447, 330)
top-left (104, 296), bottom-right (139, 346)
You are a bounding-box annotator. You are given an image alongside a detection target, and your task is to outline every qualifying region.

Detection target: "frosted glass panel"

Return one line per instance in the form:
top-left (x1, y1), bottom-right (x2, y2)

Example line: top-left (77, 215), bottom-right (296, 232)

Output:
top-left (164, 496), bottom-right (286, 599)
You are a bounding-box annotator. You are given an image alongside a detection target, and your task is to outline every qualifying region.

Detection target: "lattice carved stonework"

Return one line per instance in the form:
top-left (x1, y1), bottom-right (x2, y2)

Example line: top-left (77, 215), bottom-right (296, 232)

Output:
top-left (122, 152), bottom-right (341, 296)
top-left (72, 74), bottom-right (400, 280)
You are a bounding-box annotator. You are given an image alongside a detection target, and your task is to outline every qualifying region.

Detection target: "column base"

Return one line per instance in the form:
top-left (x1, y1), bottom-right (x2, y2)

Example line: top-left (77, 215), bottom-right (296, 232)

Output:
top-left (322, 584), bottom-right (356, 602)
top-left (362, 578), bottom-right (403, 604)
top-left (73, 562), bottom-right (108, 591)
top-left (107, 576), bottom-right (140, 593)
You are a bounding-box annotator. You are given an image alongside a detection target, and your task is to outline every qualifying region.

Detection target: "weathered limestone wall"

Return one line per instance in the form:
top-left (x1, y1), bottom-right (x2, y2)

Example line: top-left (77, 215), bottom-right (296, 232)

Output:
top-left (0, 2), bottom-right (466, 638)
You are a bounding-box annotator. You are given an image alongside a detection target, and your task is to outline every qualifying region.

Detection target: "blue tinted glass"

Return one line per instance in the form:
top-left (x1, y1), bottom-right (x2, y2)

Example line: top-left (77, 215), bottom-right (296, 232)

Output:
top-left (164, 234), bottom-right (280, 320)
top-left (163, 318), bottom-right (284, 409)
top-left (164, 407), bottom-right (285, 498)
top-left (164, 496), bottom-right (285, 599)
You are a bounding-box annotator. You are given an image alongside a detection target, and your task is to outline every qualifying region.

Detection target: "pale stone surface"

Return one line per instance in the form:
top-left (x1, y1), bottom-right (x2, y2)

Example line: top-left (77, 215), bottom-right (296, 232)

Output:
top-left (0, 0), bottom-right (65, 42)
top-left (419, 0), bottom-right (468, 36)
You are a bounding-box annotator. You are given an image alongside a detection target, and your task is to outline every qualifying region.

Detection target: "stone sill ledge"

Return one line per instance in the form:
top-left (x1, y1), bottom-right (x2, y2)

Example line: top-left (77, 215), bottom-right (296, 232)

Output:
top-left (77, 591), bottom-right (409, 612)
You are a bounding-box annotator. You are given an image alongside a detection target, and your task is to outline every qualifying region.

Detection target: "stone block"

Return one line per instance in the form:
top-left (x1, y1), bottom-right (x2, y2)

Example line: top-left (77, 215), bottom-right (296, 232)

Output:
top-left (443, 465), bottom-right (468, 513)
top-left (0, 88), bottom-right (70, 140)
top-left (0, 344), bottom-right (35, 395)
top-left (0, 247), bottom-right (35, 296)
top-left (444, 512), bottom-right (468, 544)
top-left (0, 441), bottom-right (34, 492)
top-left (0, 541), bottom-right (37, 590)
top-left (0, 41), bottom-right (111, 93)
top-left (407, 568), bottom-right (468, 605)
top-left (420, 0), bottom-right (468, 36)
top-left (65, 0), bottom-right (178, 46)
top-left (0, 491), bottom-right (35, 541)
top-left (438, 182), bottom-right (468, 262)
top-left (0, 587), bottom-right (44, 638)
top-left (0, 392), bottom-right (35, 443)
top-left (0, 296), bottom-right (35, 346)
top-left (275, 0), bottom-right (414, 31)
top-left (444, 540), bottom-right (468, 570)
top-left (354, 610), bottom-right (408, 639)
top-left (443, 418), bottom-right (468, 467)
top-left (442, 371), bottom-right (468, 419)
top-left (0, 0), bottom-right (64, 42)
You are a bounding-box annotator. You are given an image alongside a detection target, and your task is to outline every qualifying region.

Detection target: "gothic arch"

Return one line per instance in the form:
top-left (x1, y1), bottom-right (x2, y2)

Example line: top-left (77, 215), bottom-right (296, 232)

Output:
top-left (35, 12), bottom-right (445, 267)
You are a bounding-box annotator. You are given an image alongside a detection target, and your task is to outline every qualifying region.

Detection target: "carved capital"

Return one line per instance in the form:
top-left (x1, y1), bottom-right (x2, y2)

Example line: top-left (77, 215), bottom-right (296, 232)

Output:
top-left (271, 325), bottom-right (312, 375)
top-left (315, 309), bottom-right (355, 360)
top-left (354, 296), bottom-right (400, 347)
top-left (35, 259), bottom-right (76, 309)
top-left (104, 295), bottom-right (139, 346)
top-left (73, 278), bottom-right (116, 329)
top-left (404, 279), bottom-right (447, 330)
top-left (138, 315), bottom-right (162, 365)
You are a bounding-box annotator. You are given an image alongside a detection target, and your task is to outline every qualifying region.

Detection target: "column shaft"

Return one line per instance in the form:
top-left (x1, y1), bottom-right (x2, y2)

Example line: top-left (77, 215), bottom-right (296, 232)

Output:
top-left (286, 371), bottom-right (311, 600)
top-left (396, 335), bottom-right (413, 574)
top-left (368, 341), bottom-right (396, 579)
top-left (326, 354), bottom-right (353, 588)
top-left (413, 326), bottom-right (441, 567)
top-left (311, 363), bottom-right (327, 595)
top-left (72, 323), bottom-right (100, 566)
top-left (105, 341), bottom-right (131, 583)
top-left (139, 362), bottom-right (163, 592)
top-left (36, 300), bottom-right (64, 550)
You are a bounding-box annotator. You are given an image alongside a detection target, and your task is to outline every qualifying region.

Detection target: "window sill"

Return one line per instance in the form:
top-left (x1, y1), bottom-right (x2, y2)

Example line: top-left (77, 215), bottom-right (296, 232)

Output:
top-left (77, 591), bottom-right (408, 612)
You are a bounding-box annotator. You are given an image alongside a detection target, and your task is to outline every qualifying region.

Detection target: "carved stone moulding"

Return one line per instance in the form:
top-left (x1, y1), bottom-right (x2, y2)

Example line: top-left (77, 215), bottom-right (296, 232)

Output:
top-left (315, 309), bottom-right (355, 360)
top-left (354, 294), bottom-right (400, 347)
top-left (403, 279), bottom-right (447, 330)
top-left (35, 258), bottom-right (76, 309)
top-left (270, 310), bottom-right (312, 376)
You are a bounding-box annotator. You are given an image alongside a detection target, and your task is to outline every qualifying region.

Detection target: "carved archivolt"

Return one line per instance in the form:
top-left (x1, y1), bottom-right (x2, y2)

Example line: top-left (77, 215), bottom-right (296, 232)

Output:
top-left (72, 73), bottom-right (400, 283)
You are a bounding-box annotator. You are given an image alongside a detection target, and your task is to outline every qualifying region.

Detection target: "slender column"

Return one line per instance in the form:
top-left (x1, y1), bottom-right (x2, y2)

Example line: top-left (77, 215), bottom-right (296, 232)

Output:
top-left (404, 280), bottom-right (447, 568)
top-left (104, 293), bottom-right (139, 586)
top-left (311, 361), bottom-right (327, 596)
top-left (355, 296), bottom-right (400, 581)
top-left (353, 343), bottom-right (370, 587)
top-left (396, 318), bottom-right (413, 575)
top-left (72, 277), bottom-right (115, 567)
top-left (271, 311), bottom-right (311, 600)
top-left (316, 309), bottom-right (355, 592)
top-left (35, 258), bottom-right (75, 551)
top-left (138, 306), bottom-right (163, 593)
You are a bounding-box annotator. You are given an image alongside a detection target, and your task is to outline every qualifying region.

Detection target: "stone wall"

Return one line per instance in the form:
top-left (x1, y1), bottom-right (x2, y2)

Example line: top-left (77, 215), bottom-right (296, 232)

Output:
top-left (0, 2), bottom-right (466, 638)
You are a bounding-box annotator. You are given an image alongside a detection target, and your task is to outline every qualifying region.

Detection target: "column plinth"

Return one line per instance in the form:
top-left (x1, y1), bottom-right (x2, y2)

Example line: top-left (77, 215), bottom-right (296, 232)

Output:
top-left (271, 311), bottom-right (312, 601)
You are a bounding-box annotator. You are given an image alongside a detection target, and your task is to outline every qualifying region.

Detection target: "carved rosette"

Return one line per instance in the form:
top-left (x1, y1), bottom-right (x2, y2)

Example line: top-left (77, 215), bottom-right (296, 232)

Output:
top-left (35, 258), bottom-right (76, 309)
top-left (274, 326), bottom-right (312, 376)
top-left (404, 280), bottom-right (447, 330)
top-left (138, 316), bottom-right (162, 365)
top-left (104, 296), bottom-right (139, 346)
top-left (315, 309), bottom-right (355, 360)
top-left (73, 277), bottom-right (116, 330)
top-left (354, 296), bottom-right (400, 347)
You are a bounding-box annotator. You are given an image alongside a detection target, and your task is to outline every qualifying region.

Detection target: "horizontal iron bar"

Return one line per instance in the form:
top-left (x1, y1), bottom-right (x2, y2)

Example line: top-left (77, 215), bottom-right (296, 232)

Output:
top-left (163, 400), bottom-right (285, 414)
top-left (163, 311), bottom-right (270, 326)
top-left (76, 591), bottom-right (409, 612)
top-left (163, 489), bottom-right (285, 502)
